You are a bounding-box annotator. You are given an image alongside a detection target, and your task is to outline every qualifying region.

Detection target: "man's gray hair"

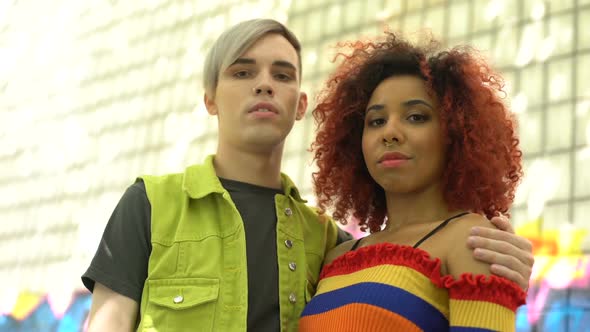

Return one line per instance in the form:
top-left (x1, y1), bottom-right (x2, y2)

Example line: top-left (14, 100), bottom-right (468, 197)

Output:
top-left (203, 18), bottom-right (302, 97)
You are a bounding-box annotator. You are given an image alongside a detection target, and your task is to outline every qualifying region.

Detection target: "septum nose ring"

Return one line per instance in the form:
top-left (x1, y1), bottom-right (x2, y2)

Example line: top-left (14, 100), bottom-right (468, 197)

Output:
top-left (384, 140), bottom-right (395, 147)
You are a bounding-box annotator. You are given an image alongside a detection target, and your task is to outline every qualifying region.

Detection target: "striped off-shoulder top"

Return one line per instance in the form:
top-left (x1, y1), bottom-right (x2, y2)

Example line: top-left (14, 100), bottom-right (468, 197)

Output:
top-left (300, 216), bottom-right (526, 331)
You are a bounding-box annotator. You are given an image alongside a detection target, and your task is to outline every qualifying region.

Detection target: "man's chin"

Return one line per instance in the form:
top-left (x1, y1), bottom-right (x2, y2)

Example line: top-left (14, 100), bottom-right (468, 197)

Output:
top-left (243, 133), bottom-right (288, 150)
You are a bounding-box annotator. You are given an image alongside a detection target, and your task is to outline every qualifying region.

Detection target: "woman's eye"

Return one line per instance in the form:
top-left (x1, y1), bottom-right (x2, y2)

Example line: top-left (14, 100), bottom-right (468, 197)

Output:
top-left (408, 114), bottom-right (428, 122)
top-left (368, 118), bottom-right (386, 127)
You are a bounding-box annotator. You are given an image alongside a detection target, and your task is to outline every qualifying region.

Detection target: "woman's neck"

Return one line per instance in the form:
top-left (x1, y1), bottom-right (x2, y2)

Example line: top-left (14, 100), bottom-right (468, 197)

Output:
top-left (383, 185), bottom-right (461, 232)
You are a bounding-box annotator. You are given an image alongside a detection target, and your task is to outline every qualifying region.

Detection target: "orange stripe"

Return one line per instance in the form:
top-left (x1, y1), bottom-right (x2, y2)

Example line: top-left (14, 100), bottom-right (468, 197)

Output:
top-left (299, 302), bottom-right (423, 332)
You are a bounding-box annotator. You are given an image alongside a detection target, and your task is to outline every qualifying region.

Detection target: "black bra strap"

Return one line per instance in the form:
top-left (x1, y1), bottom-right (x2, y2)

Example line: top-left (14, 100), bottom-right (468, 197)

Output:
top-left (349, 238), bottom-right (363, 251)
top-left (413, 212), bottom-right (469, 248)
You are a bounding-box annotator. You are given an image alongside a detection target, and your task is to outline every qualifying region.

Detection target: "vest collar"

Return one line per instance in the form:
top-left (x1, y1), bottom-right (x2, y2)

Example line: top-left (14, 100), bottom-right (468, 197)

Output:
top-left (183, 155), bottom-right (306, 203)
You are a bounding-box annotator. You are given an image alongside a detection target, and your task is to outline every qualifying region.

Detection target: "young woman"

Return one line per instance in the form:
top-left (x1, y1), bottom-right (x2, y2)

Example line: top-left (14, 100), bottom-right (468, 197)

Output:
top-left (300, 32), bottom-right (526, 331)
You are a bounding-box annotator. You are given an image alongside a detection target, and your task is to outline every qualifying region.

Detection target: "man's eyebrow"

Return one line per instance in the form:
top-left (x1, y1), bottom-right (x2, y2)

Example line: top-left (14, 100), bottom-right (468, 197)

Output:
top-left (229, 58), bottom-right (297, 72)
top-left (273, 60), bottom-right (297, 71)
top-left (230, 58), bottom-right (256, 66)
top-left (402, 99), bottom-right (434, 110)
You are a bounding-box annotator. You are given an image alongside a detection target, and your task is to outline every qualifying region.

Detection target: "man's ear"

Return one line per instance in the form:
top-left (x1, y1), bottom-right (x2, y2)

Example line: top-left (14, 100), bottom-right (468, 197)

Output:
top-left (204, 93), bottom-right (218, 115)
top-left (295, 92), bottom-right (308, 121)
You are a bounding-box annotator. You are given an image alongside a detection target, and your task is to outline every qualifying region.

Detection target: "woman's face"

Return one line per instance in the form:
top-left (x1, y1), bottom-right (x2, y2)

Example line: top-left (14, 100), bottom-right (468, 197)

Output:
top-left (362, 75), bottom-right (446, 195)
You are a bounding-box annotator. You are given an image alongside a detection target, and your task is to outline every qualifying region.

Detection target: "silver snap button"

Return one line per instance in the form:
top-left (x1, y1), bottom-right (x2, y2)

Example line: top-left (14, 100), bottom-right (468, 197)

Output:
top-left (289, 293), bottom-right (296, 303)
top-left (284, 208), bottom-right (293, 216)
top-left (288, 262), bottom-right (297, 271)
top-left (285, 239), bottom-right (293, 248)
top-left (173, 295), bottom-right (184, 304)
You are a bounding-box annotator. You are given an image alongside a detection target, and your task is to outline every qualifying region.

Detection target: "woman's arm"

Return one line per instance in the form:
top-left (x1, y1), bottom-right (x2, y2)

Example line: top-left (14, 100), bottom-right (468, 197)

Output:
top-left (446, 214), bottom-right (526, 332)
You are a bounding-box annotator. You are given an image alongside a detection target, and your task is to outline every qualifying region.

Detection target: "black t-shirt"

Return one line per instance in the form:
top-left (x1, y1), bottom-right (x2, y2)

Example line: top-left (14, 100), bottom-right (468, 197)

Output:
top-left (82, 181), bottom-right (151, 302)
top-left (221, 178), bottom-right (283, 331)
top-left (82, 179), bottom-right (351, 331)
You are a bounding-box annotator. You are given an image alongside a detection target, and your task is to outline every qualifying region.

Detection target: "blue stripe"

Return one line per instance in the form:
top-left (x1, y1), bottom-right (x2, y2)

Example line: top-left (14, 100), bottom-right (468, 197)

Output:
top-left (301, 282), bottom-right (448, 331)
top-left (451, 327), bottom-right (495, 332)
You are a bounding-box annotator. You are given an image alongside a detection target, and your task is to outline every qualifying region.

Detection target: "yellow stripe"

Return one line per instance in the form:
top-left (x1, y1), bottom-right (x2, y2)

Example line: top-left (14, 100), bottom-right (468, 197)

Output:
top-left (450, 299), bottom-right (516, 332)
top-left (317, 265), bottom-right (449, 317)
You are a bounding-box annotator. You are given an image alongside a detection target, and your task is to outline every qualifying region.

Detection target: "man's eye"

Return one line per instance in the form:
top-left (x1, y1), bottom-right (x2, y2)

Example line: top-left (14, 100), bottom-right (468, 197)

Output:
top-left (275, 73), bottom-right (292, 81)
top-left (234, 71), bottom-right (250, 78)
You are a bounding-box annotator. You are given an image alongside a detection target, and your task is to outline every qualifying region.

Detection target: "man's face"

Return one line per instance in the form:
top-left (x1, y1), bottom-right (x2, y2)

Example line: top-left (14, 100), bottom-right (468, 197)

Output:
top-left (205, 33), bottom-right (307, 153)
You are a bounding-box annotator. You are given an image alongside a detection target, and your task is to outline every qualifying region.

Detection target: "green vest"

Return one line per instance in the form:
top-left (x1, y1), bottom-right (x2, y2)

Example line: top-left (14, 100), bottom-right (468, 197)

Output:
top-left (136, 155), bottom-right (341, 332)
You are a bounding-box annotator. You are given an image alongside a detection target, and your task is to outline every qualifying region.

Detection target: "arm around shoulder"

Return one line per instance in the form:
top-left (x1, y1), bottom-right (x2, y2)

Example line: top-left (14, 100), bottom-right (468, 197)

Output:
top-left (87, 282), bottom-right (139, 332)
top-left (444, 213), bottom-right (526, 332)
top-left (446, 213), bottom-right (497, 279)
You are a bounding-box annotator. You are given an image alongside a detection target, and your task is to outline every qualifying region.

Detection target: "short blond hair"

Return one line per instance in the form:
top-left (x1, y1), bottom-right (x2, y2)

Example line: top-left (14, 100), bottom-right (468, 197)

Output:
top-left (203, 19), bottom-right (302, 97)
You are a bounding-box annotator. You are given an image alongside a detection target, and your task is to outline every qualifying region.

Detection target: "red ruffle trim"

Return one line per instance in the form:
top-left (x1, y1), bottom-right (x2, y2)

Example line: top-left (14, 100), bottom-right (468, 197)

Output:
top-left (320, 242), bottom-right (442, 281)
top-left (320, 242), bottom-right (526, 311)
top-left (441, 273), bottom-right (527, 311)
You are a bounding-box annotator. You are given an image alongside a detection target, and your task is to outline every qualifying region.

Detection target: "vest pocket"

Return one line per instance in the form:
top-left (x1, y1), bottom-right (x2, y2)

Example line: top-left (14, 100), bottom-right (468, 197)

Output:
top-left (145, 277), bottom-right (220, 332)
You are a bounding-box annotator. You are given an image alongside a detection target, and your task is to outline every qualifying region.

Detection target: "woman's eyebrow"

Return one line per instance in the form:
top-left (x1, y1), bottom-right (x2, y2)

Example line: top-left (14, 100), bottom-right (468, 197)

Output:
top-left (402, 99), bottom-right (434, 110)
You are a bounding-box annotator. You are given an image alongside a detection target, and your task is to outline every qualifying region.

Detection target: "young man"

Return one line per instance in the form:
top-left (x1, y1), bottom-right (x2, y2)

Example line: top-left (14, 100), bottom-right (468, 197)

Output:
top-left (82, 19), bottom-right (534, 332)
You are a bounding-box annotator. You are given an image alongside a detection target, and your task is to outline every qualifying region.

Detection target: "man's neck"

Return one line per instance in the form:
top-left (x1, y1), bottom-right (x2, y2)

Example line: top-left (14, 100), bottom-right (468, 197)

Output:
top-left (214, 145), bottom-right (284, 189)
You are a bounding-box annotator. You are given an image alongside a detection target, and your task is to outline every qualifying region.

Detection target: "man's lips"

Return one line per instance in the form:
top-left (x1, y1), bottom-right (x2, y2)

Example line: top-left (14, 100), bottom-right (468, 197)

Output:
top-left (249, 102), bottom-right (278, 114)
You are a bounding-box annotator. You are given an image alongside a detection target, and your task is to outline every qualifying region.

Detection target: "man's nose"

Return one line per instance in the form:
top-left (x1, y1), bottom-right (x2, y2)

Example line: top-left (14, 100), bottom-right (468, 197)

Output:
top-left (252, 73), bottom-right (274, 97)
top-left (253, 86), bottom-right (274, 96)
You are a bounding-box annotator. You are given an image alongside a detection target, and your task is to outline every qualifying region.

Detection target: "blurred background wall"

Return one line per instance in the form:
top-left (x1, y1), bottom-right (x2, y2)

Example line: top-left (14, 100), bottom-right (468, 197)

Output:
top-left (0, 0), bottom-right (589, 331)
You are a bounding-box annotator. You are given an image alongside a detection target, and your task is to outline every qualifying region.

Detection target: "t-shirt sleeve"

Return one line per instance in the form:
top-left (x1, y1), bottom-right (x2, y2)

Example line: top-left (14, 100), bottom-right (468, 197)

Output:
top-left (444, 274), bottom-right (526, 332)
top-left (336, 227), bottom-right (353, 245)
top-left (81, 180), bottom-right (151, 303)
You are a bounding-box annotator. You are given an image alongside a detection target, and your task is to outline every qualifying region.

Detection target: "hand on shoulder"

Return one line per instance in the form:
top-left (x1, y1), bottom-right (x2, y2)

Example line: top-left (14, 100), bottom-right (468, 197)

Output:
top-left (445, 213), bottom-right (497, 279)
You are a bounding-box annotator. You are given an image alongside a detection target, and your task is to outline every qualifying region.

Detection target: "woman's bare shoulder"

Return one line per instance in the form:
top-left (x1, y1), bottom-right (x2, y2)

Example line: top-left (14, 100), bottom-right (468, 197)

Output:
top-left (323, 238), bottom-right (361, 266)
top-left (445, 213), bottom-right (498, 278)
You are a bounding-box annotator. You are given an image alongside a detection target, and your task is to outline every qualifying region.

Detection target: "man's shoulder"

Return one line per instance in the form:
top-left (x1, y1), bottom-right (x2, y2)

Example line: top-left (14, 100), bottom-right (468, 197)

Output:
top-left (293, 205), bottom-right (350, 246)
top-left (293, 203), bottom-right (335, 224)
top-left (139, 170), bottom-right (185, 184)
top-left (323, 239), bottom-right (358, 266)
top-left (140, 162), bottom-right (209, 190)
top-left (140, 156), bottom-right (213, 183)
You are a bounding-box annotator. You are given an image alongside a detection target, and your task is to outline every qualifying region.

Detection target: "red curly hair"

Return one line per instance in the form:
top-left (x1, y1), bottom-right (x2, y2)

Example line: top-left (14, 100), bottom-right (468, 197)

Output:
top-left (311, 32), bottom-right (523, 233)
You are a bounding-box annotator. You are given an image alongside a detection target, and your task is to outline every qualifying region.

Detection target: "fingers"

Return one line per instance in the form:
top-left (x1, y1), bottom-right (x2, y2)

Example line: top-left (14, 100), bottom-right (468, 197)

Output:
top-left (489, 214), bottom-right (514, 233)
top-left (468, 232), bottom-right (535, 268)
top-left (468, 217), bottom-right (535, 291)
top-left (470, 240), bottom-right (534, 290)
top-left (470, 226), bottom-right (533, 254)
top-left (473, 246), bottom-right (533, 277)
top-left (489, 263), bottom-right (529, 291)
